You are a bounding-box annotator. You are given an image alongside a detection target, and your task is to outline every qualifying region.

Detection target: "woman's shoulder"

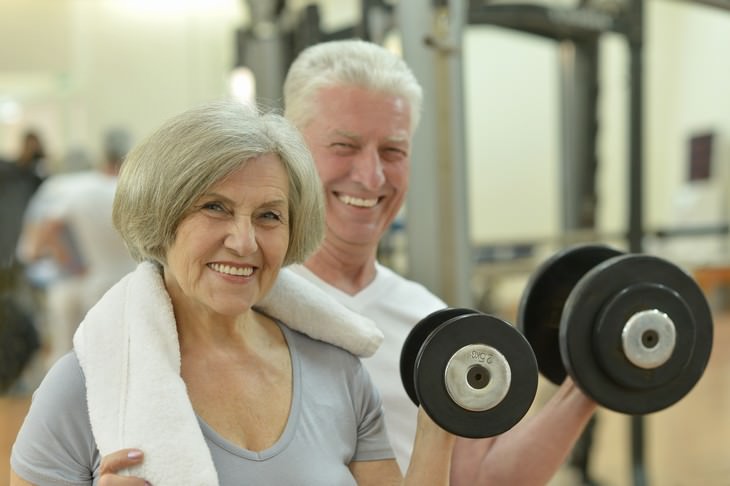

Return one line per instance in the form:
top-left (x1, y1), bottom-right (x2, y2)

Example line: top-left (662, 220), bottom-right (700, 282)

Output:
top-left (283, 323), bottom-right (362, 367)
top-left (20, 352), bottom-right (89, 429)
top-left (11, 352), bottom-right (98, 484)
top-left (36, 352), bottom-right (87, 399)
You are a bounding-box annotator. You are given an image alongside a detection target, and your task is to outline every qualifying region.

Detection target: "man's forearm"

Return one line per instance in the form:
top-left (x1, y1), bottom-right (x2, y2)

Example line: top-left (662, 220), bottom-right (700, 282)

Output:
top-left (451, 378), bottom-right (596, 486)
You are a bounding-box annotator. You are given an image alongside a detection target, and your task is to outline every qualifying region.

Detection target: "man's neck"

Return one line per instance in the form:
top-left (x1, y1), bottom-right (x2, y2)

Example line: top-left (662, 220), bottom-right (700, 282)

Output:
top-left (303, 239), bottom-right (378, 296)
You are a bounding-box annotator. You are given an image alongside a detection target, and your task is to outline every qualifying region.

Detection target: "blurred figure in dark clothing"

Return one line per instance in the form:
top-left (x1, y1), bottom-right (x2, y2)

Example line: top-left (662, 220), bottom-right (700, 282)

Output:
top-left (0, 130), bottom-right (47, 392)
top-left (0, 130), bottom-right (46, 265)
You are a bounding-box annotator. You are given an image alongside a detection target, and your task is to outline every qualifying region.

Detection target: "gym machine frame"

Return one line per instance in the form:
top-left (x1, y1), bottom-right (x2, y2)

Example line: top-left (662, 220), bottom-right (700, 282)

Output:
top-left (465, 1), bottom-right (649, 484)
top-left (235, 0), bottom-right (396, 110)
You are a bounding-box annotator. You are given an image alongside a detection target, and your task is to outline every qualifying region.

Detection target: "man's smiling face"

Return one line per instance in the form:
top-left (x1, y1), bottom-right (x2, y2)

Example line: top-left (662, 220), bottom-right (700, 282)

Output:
top-left (300, 84), bottom-right (412, 250)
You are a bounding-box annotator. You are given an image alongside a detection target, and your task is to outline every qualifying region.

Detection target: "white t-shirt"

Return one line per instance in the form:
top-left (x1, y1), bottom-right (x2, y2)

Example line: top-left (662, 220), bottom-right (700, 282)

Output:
top-left (289, 263), bottom-right (447, 472)
top-left (23, 170), bottom-right (135, 305)
top-left (20, 171), bottom-right (137, 366)
top-left (47, 171), bottom-right (135, 306)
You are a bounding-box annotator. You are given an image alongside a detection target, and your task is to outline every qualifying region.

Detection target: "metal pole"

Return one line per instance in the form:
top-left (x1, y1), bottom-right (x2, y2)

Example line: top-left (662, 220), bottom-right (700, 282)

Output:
top-left (558, 38), bottom-right (600, 235)
top-left (627, 8), bottom-right (644, 255)
top-left (399, 0), bottom-right (473, 307)
top-left (626, 1), bottom-right (647, 485)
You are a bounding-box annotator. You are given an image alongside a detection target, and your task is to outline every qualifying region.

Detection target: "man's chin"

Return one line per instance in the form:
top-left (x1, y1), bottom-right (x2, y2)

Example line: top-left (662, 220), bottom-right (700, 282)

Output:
top-left (327, 227), bottom-right (383, 249)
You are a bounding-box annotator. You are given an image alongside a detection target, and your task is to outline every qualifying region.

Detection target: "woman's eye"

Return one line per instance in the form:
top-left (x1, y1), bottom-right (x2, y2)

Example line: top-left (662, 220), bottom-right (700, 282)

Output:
top-left (202, 202), bottom-right (226, 212)
top-left (261, 211), bottom-right (282, 222)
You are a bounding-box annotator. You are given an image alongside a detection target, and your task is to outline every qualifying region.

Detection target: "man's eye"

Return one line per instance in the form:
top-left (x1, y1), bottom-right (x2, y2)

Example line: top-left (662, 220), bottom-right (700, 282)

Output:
top-left (382, 148), bottom-right (407, 161)
top-left (331, 142), bottom-right (357, 152)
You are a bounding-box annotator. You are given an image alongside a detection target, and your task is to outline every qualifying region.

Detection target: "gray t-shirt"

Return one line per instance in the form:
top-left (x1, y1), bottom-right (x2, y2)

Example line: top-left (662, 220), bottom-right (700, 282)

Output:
top-left (11, 323), bottom-right (393, 485)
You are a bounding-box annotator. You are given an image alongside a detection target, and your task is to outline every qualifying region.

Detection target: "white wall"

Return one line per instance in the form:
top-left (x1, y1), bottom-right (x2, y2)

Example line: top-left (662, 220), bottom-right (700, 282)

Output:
top-left (0, 0), bottom-right (245, 168)
top-left (463, 26), bottom-right (561, 243)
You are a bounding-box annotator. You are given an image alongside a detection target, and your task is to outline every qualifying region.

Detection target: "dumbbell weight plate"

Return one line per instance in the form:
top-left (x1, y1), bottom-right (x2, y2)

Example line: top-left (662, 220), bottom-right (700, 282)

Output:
top-left (400, 307), bottom-right (480, 406)
top-left (592, 282), bottom-right (695, 391)
top-left (414, 313), bottom-right (538, 437)
top-left (517, 244), bottom-right (623, 384)
top-left (560, 254), bottom-right (713, 414)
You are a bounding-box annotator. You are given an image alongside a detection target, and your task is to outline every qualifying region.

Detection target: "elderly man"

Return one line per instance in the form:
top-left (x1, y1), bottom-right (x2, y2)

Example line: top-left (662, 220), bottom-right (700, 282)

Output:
top-left (282, 39), bottom-right (597, 485)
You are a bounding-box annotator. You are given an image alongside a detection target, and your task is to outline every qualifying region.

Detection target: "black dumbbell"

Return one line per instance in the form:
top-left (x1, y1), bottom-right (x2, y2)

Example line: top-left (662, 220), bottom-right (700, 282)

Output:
top-left (517, 243), bottom-right (714, 415)
top-left (400, 308), bottom-right (538, 437)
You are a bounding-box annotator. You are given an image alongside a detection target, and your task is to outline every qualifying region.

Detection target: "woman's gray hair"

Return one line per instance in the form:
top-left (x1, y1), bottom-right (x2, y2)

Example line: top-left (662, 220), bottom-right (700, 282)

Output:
top-left (112, 100), bottom-right (324, 266)
top-left (283, 39), bottom-right (423, 132)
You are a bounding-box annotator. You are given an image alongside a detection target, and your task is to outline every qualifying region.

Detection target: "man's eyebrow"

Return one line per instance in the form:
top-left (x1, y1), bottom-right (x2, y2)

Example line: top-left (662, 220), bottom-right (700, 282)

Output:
top-left (385, 134), bottom-right (410, 144)
top-left (332, 129), bottom-right (409, 145)
top-left (332, 129), bottom-right (360, 142)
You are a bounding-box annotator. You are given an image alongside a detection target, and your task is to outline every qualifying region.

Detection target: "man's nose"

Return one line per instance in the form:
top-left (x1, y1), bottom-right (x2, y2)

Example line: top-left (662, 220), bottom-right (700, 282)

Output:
top-left (351, 146), bottom-right (385, 190)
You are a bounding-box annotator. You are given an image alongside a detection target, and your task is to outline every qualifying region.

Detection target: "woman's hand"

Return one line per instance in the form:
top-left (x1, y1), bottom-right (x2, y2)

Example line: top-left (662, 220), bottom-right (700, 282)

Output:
top-left (403, 407), bottom-right (457, 486)
top-left (98, 449), bottom-right (150, 486)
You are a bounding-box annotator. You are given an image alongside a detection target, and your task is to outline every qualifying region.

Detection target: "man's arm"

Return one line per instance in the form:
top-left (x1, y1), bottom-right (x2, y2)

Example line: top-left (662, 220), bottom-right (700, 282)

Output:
top-left (451, 378), bottom-right (596, 486)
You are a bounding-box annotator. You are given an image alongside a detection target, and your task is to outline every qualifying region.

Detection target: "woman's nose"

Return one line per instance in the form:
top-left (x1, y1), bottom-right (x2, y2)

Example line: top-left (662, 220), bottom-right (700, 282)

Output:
top-left (225, 219), bottom-right (257, 255)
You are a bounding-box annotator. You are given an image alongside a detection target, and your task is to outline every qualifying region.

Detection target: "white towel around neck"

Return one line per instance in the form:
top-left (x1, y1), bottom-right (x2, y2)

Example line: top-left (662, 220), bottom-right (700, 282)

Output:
top-left (73, 262), bottom-right (383, 485)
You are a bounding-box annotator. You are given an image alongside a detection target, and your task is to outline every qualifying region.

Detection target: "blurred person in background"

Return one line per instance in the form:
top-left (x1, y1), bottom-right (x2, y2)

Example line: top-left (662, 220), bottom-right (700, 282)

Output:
top-left (17, 128), bottom-right (137, 368)
top-left (0, 130), bottom-right (46, 266)
top-left (0, 130), bottom-right (49, 395)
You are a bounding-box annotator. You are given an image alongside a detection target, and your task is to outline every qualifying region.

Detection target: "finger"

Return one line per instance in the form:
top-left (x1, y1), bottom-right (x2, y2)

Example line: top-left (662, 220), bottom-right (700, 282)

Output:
top-left (98, 474), bottom-right (150, 486)
top-left (99, 448), bottom-right (145, 476)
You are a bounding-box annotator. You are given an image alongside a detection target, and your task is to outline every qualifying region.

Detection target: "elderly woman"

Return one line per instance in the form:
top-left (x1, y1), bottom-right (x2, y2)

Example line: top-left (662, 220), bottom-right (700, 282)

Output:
top-left (10, 101), bottom-right (454, 485)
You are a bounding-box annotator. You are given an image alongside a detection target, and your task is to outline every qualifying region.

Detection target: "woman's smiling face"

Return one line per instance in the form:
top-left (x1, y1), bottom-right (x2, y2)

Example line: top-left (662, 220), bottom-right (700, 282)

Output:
top-left (163, 153), bottom-right (290, 319)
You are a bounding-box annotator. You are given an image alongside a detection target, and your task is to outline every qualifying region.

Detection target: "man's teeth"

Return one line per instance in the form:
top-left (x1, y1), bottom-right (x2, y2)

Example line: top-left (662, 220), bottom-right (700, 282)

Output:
top-left (339, 194), bottom-right (377, 208)
top-left (210, 263), bottom-right (253, 276)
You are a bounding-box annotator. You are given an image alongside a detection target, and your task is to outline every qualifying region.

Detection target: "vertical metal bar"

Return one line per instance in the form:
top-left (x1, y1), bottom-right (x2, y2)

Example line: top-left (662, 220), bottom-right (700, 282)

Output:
top-left (434, 0), bottom-right (472, 307)
top-left (432, 6), bottom-right (460, 303)
top-left (626, 1), bottom-right (647, 485)
top-left (627, 16), bottom-right (644, 255)
top-left (399, 0), bottom-right (442, 295)
top-left (559, 38), bottom-right (600, 237)
top-left (399, 0), bottom-right (473, 307)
